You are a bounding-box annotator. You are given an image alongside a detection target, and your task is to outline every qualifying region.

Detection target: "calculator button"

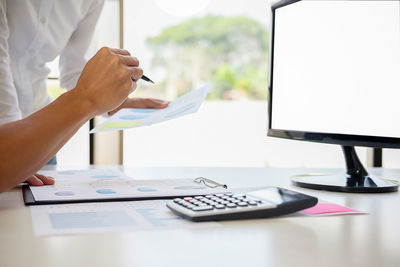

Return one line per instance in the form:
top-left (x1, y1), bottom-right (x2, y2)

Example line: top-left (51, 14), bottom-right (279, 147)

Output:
top-left (227, 203), bottom-right (237, 208)
top-left (211, 197), bottom-right (220, 201)
top-left (248, 201), bottom-right (258, 206)
top-left (233, 194), bottom-right (245, 198)
top-left (184, 197), bottom-right (193, 201)
top-left (205, 195), bottom-right (214, 199)
top-left (194, 196), bottom-right (204, 200)
top-left (225, 193), bottom-right (233, 196)
top-left (238, 202), bottom-right (248, 207)
top-left (232, 200), bottom-right (240, 204)
top-left (215, 204), bottom-right (225, 209)
top-left (221, 196), bottom-right (230, 200)
top-left (173, 198), bottom-right (182, 203)
top-left (215, 194), bottom-right (224, 197)
top-left (192, 206), bottom-right (213, 211)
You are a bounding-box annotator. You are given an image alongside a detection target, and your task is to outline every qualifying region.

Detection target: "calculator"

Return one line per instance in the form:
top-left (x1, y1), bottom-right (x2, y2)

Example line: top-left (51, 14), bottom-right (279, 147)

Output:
top-left (166, 187), bottom-right (318, 221)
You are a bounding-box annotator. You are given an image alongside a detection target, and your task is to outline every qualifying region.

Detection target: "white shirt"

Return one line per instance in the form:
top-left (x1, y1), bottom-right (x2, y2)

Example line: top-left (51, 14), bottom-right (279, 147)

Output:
top-left (0, 0), bottom-right (104, 124)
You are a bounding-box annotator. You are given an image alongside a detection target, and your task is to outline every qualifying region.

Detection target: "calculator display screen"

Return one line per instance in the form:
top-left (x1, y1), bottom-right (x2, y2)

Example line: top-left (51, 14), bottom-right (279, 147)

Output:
top-left (247, 188), bottom-right (294, 205)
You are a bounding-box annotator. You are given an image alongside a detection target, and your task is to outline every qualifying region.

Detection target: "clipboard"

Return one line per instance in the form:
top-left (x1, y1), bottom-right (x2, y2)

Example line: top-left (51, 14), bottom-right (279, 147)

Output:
top-left (22, 185), bottom-right (222, 205)
top-left (22, 169), bottom-right (229, 206)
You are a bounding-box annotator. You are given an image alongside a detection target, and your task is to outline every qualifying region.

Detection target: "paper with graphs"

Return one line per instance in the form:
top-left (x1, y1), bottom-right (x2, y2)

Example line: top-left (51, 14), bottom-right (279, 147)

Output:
top-left (28, 168), bottom-right (228, 203)
top-left (30, 200), bottom-right (219, 236)
top-left (90, 85), bottom-right (211, 133)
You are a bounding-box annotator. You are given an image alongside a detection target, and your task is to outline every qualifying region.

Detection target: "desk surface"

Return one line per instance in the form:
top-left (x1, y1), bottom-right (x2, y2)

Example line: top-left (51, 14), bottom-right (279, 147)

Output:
top-left (1, 166), bottom-right (399, 267)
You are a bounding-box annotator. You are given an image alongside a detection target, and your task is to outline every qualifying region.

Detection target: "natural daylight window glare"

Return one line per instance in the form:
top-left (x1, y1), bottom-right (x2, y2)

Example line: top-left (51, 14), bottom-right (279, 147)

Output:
top-left (123, 0), bottom-right (370, 168)
top-left (46, 0), bottom-right (400, 168)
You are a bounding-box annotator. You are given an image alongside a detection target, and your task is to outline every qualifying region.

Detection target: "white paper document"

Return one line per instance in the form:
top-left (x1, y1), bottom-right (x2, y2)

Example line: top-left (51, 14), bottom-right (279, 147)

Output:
top-left (30, 200), bottom-right (219, 236)
top-left (29, 169), bottom-right (228, 203)
top-left (90, 85), bottom-right (211, 133)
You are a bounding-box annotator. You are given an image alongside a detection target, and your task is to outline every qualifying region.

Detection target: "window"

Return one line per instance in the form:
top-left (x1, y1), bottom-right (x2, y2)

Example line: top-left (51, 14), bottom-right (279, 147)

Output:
top-left (46, 0), bottom-right (120, 166)
top-left (122, 0), bottom-right (370, 168)
top-left (383, 150), bottom-right (400, 168)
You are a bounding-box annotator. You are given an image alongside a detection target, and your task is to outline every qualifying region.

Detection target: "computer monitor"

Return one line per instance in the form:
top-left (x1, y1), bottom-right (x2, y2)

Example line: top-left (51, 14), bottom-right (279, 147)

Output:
top-left (268, 0), bottom-right (400, 193)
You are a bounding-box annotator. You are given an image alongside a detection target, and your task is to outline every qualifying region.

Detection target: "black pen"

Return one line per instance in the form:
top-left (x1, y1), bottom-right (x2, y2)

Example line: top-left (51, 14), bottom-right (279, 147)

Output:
top-left (141, 75), bottom-right (154, 84)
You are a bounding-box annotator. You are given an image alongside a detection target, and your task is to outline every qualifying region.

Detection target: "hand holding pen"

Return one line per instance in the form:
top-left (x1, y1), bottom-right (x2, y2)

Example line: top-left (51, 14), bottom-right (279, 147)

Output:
top-left (105, 50), bottom-right (168, 116)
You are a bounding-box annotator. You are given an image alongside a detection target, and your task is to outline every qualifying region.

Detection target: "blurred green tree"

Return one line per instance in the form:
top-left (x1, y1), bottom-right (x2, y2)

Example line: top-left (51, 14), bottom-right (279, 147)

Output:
top-left (147, 15), bottom-right (269, 100)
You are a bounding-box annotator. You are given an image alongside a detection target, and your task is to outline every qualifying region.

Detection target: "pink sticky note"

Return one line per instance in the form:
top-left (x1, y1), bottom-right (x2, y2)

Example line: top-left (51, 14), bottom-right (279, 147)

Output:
top-left (301, 203), bottom-right (362, 216)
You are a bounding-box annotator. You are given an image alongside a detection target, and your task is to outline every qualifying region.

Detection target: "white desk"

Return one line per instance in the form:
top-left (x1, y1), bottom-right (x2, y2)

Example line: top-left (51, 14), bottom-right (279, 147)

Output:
top-left (1, 166), bottom-right (399, 267)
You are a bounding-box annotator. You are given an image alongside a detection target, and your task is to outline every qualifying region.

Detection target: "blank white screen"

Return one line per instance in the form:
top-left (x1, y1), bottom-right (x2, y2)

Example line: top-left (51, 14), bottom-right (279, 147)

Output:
top-left (271, 0), bottom-right (400, 138)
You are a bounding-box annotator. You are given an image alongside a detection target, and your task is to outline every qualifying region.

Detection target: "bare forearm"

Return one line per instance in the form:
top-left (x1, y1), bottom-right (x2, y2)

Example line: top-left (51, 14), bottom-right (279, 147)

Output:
top-left (0, 46), bottom-right (143, 192)
top-left (0, 88), bottom-right (93, 191)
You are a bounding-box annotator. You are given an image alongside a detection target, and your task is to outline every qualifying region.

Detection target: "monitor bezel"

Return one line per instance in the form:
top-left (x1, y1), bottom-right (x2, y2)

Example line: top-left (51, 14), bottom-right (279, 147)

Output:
top-left (267, 0), bottom-right (400, 149)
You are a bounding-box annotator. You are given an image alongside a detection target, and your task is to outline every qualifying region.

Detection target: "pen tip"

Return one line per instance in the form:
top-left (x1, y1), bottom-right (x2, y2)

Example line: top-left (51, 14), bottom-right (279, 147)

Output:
top-left (142, 75), bottom-right (155, 84)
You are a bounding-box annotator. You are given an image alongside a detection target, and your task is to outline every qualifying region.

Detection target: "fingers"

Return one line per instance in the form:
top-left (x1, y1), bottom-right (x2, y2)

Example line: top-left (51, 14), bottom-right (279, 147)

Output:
top-left (35, 173), bottom-right (55, 185)
top-left (119, 55), bottom-right (139, 67)
top-left (78, 46), bottom-right (151, 115)
top-left (109, 48), bottom-right (131, 56)
top-left (26, 173), bottom-right (55, 186)
top-left (25, 175), bottom-right (43, 186)
top-left (143, 98), bottom-right (170, 108)
top-left (128, 66), bottom-right (144, 82)
top-left (107, 97), bottom-right (169, 116)
top-left (100, 47), bottom-right (142, 80)
top-left (127, 98), bottom-right (170, 108)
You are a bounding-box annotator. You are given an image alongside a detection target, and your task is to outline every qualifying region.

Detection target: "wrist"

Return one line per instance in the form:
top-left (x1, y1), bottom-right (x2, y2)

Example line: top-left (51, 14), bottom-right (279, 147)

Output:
top-left (63, 86), bottom-right (98, 120)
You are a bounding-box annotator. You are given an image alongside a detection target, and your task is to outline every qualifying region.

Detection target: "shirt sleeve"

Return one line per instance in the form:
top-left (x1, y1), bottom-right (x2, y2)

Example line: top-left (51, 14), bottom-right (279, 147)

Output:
top-left (59, 0), bottom-right (105, 90)
top-left (0, 0), bottom-right (22, 124)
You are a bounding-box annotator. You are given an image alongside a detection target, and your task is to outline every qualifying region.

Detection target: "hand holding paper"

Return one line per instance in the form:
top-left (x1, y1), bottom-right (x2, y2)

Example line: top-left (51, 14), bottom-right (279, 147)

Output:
top-left (107, 98), bottom-right (169, 116)
top-left (91, 85), bottom-right (211, 133)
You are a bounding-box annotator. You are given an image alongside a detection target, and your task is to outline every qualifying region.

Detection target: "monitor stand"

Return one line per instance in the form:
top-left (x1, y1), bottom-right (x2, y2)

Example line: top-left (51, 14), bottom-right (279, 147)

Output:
top-left (291, 146), bottom-right (398, 193)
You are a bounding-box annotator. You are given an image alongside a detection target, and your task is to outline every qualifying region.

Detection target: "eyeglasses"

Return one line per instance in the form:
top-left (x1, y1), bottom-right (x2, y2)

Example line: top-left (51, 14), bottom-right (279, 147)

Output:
top-left (194, 177), bottom-right (228, 189)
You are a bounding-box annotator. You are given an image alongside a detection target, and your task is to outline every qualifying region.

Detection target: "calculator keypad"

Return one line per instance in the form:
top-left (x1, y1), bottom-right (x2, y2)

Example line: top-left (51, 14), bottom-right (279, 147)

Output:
top-left (167, 188), bottom-right (318, 222)
top-left (173, 193), bottom-right (265, 212)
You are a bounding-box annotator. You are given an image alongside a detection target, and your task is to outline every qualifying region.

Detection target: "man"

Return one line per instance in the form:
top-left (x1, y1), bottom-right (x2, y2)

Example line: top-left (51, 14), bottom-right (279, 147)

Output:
top-left (0, 0), bottom-right (167, 185)
top-left (0, 47), bottom-right (143, 192)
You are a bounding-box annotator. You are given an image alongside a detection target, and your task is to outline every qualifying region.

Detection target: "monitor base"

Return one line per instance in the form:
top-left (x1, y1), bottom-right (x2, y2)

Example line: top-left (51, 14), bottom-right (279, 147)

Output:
top-left (292, 174), bottom-right (398, 193)
top-left (291, 146), bottom-right (398, 193)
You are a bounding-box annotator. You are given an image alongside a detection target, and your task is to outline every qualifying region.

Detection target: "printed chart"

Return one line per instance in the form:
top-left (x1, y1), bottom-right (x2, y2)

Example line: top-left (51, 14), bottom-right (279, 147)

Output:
top-left (30, 200), bottom-right (219, 236)
top-left (28, 169), bottom-right (228, 203)
top-left (90, 85), bottom-right (211, 133)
